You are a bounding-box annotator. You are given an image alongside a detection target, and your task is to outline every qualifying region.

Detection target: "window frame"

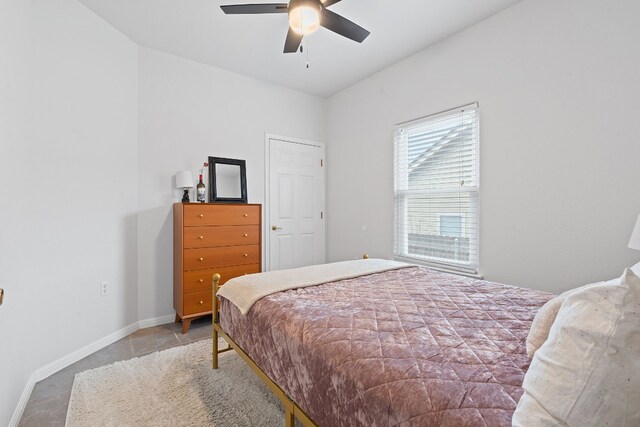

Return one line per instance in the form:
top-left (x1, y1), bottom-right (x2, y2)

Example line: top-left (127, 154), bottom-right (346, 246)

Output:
top-left (393, 103), bottom-right (480, 276)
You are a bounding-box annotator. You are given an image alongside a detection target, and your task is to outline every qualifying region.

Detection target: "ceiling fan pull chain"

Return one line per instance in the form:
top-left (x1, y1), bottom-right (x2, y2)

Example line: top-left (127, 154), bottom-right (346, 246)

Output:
top-left (306, 39), bottom-right (310, 69)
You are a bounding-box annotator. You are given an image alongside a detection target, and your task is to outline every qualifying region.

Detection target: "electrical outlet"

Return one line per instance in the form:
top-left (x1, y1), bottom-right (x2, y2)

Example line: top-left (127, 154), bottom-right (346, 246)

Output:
top-left (100, 281), bottom-right (109, 296)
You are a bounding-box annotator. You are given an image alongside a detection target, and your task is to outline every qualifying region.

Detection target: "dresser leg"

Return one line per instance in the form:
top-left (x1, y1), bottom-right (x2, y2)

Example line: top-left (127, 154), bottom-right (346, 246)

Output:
top-left (181, 318), bottom-right (192, 334)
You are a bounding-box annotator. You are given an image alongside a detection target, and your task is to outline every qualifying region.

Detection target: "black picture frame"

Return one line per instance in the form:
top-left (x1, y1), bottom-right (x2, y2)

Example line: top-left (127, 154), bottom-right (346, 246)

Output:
top-left (208, 156), bottom-right (248, 203)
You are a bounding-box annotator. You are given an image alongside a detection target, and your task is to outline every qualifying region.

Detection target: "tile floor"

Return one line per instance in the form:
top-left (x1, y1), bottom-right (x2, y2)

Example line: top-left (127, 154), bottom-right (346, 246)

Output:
top-left (19, 316), bottom-right (215, 427)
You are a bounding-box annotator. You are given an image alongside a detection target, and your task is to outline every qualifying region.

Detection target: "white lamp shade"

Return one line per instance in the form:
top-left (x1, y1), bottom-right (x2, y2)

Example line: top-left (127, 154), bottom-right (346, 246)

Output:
top-left (176, 171), bottom-right (194, 189)
top-left (629, 214), bottom-right (640, 250)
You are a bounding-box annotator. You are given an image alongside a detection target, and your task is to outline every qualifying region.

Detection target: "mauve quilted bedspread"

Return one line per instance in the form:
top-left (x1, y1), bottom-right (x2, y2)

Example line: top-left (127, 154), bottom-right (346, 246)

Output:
top-left (220, 266), bottom-right (553, 427)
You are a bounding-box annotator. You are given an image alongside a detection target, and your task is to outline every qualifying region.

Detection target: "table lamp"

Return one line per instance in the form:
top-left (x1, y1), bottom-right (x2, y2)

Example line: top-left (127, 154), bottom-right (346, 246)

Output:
top-left (629, 214), bottom-right (640, 250)
top-left (176, 171), bottom-right (194, 203)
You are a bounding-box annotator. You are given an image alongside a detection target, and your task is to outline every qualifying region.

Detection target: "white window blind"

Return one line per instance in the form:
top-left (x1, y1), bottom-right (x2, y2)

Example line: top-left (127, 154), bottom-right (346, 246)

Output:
top-left (394, 103), bottom-right (480, 275)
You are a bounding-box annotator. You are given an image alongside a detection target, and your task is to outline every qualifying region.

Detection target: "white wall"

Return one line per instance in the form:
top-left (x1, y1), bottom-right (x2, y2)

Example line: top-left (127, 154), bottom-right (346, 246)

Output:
top-left (0, 0), bottom-right (138, 424)
top-left (326, 0), bottom-right (640, 293)
top-left (137, 48), bottom-right (326, 320)
top-left (0, 13), bottom-right (326, 421)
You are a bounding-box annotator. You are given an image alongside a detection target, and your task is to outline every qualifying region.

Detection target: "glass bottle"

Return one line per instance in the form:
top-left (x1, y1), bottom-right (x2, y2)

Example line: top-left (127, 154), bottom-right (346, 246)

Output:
top-left (196, 174), bottom-right (206, 203)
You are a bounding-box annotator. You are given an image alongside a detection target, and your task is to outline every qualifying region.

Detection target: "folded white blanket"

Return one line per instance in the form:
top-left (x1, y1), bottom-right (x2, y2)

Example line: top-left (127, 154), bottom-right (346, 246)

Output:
top-left (216, 258), bottom-right (413, 315)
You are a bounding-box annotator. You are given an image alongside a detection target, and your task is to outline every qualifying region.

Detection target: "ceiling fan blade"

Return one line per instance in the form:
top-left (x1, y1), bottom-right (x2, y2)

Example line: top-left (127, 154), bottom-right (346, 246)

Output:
top-left (321, 0), bottom-right (342, 7)
top-left (320, 9), bottom-right (370, 43)
top-left (284, 28), bottom-right (303, 53)
top-left (220, 3), bottom-right (288, 14)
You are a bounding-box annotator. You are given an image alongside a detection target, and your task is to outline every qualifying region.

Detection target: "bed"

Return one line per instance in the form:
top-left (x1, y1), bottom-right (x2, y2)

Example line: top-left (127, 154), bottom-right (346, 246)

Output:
top-left (211, 260), bottom-right (553, 427)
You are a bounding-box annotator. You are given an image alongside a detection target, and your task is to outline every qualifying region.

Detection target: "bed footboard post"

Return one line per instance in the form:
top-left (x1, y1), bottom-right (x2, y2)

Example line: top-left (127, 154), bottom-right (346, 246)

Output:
top-left (212, 273), bottom-right (221, 370)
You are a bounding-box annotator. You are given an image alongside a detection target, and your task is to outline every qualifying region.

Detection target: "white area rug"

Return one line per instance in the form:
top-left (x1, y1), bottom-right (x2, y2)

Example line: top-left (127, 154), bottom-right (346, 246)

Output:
top-left (66, 339), bottom-right (284, 427)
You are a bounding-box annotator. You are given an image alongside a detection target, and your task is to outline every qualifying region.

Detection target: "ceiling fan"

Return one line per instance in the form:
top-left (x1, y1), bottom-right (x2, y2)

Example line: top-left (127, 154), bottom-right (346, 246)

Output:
top-left (220, 0), bottom-right (370, 53)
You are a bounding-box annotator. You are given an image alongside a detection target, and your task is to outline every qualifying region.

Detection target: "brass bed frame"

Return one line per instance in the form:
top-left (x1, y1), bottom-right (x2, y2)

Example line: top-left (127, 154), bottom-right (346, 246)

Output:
top-left (211, 273), bottom-right (318, 427)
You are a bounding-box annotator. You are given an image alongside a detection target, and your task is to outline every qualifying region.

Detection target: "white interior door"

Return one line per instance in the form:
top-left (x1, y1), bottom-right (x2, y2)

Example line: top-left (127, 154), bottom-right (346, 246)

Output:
top-left (267, 137), bottom-right (325, 271)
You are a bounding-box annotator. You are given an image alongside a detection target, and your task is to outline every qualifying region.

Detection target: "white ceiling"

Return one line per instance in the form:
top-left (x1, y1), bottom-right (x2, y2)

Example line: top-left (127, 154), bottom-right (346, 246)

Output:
top-left (79, 0), bottom-right (521, 97)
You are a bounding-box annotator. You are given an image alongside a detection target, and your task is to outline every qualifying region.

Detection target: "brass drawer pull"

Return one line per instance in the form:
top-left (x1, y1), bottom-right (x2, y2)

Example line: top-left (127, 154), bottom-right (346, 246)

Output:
top-left (243, 214), bottom-right (248, 217)
top-left (199, 214), bottom-right (204, 218)
top-left (199, 279), bottom-right (204, 283)
top-left (243, 233), bottom-right (248, 237)
top-left (199, 236), bottom-right (204, 240)
top-left (199, 301), bottom-right (204, 305)
top-left (243, 254), bottom-right (248, 257)
top-left (199, 257), bottom-right (204, 261)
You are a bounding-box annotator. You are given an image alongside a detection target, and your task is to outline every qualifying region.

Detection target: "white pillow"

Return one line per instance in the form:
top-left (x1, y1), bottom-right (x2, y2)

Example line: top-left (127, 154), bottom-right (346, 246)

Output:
top-left (514, 269), bottom-right (640, 427)
top-left (526, 296), bottom-right (564, 358)
top-left (526, 281), bottom-right (599, 358)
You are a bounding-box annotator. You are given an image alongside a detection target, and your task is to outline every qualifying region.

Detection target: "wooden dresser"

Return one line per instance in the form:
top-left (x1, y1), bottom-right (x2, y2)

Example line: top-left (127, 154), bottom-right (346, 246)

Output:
top-left (173, 203), bottom-right (262, 333)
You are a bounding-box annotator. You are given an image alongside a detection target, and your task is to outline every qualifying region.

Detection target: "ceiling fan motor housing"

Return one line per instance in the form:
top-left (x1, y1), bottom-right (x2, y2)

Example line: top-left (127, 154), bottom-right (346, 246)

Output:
top-left (288, 0), bottom-right (323, 13)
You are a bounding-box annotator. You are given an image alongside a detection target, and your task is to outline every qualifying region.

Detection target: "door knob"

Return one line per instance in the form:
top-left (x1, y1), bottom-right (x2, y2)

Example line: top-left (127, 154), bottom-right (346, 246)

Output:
top-left (272, 225), bottom-right (283, 231)
top-left (0, 288), bottom-right (4, 306)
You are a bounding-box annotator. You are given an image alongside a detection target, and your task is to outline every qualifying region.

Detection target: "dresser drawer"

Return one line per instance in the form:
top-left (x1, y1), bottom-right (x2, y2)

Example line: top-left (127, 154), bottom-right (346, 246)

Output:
top-left (184, 245), bottom-right (260, 271)
top-left (183, 290), bottom-right (212, 316)
top-left (184, 205), bottom-right (260, 226)
top-left (183, 264), bottom-right (261, 293)
top-left (184, 225), bottom-right (260, 249)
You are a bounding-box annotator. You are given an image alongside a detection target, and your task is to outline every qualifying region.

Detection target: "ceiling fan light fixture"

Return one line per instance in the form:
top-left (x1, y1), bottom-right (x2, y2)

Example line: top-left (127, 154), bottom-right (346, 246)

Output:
top-left (288, 1), bottom-right (321, 35)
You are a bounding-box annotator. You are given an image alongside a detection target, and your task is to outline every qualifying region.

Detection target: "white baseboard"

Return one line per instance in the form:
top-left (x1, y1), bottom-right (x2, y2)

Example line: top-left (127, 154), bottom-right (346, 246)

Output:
top-left (137, 314), bottom-right (175, 329)
top-left (8, 373), bottom-right (37, 427)
top-left (9, 313), bottom-right (176, 427)
top-left (34, 322), bottom-right (140, 383)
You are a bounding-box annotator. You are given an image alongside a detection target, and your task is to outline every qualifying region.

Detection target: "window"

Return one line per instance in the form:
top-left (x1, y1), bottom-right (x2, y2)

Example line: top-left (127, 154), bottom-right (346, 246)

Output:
top-left (438, 214), bottom-right (464, 238)
top-left (393, 103), bottom-right (479, 275)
